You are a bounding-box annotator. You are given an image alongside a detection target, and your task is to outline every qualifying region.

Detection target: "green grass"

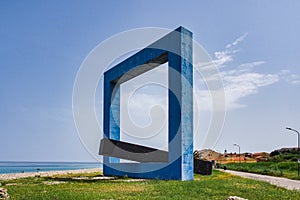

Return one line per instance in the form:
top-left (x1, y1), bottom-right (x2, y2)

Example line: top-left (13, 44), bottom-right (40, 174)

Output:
top-left (1, 170), bottom-right (299, 199)
top-left (224, 162), bottom-right (300, 180)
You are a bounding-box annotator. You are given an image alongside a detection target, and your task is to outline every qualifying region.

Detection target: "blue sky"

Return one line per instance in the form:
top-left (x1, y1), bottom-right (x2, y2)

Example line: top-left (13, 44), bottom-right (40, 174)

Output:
top-left (1, 1), bottom-right (300, 161)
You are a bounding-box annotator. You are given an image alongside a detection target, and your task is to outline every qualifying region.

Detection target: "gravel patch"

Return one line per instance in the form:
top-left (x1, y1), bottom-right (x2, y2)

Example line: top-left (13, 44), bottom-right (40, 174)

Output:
top-left (118, 179), bottom-right (147, 182)
top-left (71, 176), bottom-right (116, 180)
top-left (43, 181), bottom-right (66, 185)
top-left (0, 168), bottom-right (102, 180)
top-left (91, 176), bottom-right (116, 180)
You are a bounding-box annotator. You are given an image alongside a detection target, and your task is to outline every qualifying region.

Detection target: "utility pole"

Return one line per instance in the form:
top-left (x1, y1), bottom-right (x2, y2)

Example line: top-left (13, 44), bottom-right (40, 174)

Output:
top-left (286, 127), bottom-right (300, 176)
top-left (233, 144), bottom-right (241, 164)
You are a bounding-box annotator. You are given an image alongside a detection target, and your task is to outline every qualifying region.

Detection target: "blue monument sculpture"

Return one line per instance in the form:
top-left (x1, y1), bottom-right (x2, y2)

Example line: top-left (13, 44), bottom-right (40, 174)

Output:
top-left (99, 27), bottom-right (193, 180)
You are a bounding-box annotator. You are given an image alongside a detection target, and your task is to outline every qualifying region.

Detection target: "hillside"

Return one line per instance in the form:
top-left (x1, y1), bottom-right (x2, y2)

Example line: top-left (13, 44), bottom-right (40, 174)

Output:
top-left (194, 147), bottom-right (299, 164)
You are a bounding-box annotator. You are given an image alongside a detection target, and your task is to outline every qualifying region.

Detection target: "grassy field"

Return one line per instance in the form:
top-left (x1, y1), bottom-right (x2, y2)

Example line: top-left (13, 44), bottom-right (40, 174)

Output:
top-left (224, 162), bottom-right (300, 180)
top-left (1, 170), bottom-right (299, 199)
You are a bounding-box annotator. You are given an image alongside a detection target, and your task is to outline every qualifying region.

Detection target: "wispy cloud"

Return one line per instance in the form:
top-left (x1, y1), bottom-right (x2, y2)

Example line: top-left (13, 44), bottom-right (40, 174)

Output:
top-left (221, 70), bottom-right (279, 110)
top-left (213, 50), bottom-right (234, 66)
top-left (196, 33), bottom-right (281, 111)
top-left (195, 70), bottom-right (279, 111)
top-left (279, 69), bottom-right (300, 85)
top-left (213, 33), bottom-right (248, 67)
top-left (118, 33), bottom-right (299, 114)
top-left (226, 33), bottom-right (248, 49)
top-left (197, 33), bottom-right (300, 111)
top-left (237, 61), bottom-right (265, 71)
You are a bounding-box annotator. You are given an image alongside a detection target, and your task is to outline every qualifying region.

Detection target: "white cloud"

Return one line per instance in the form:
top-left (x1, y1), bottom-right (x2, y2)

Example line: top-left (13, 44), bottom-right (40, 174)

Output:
top-left (213, 49), bottom-right (240, 67)
top-left (214, 50), bottom-right (233, 66)
top-left (226, 33), bottom-right (248, 49)
top-left (195, 67), bottom-right (279, 111)
top-left (237, 61), bottom-right (265, 71)
top-left (117, 33), bottom-right (299, 116)
top-left (279, 69), bottom-right (300, 85)
top-left (196, 33), bottom-right (281, 111)
top-left (213, 33), bottom-right (248, 67)
top-left (222, 72), bottom-right (279, 110)
top-left (124, 92), bottom-right (167, 118)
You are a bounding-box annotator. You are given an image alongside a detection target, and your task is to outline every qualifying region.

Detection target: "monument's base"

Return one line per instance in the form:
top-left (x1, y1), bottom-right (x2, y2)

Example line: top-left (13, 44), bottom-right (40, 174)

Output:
top-left (103, 158), bottom-right (193, 180)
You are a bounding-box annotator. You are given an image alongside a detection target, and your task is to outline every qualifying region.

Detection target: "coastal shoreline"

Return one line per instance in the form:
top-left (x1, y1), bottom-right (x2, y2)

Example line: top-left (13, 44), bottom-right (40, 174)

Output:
top-left (0, 168), bottom-right (102, 181)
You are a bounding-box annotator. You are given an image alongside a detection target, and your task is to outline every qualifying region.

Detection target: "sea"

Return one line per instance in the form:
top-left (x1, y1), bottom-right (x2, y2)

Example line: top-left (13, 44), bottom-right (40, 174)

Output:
top-left (0, 161), bottom-right (101, 174)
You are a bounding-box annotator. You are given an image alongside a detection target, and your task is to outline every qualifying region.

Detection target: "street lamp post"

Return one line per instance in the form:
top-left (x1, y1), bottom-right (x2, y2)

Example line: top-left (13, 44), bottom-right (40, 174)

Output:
top-left (286, 127), bottom-right (300, 177)
top-left (233, 144), bottom-right (241, 164)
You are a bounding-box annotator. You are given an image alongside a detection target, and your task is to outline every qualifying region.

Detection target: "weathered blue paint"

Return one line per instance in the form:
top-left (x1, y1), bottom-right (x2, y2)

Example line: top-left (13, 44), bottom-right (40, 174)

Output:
top-left (102, 26), bottom-right (193, 180)
top-left (109, 87), bottom-right (120, 163)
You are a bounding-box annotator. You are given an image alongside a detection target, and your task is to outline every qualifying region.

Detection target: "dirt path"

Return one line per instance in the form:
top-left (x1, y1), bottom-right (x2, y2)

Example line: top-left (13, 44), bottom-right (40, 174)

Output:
top-left (221, 169), bottom-right (300, 191)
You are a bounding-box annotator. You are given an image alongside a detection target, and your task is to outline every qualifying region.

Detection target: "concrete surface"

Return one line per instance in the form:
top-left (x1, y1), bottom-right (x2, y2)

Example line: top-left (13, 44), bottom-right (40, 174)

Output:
top-left (221, 169), bottom-right (300, 191)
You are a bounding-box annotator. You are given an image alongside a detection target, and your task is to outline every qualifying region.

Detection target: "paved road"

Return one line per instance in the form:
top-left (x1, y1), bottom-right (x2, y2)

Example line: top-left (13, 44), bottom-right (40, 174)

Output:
top-left (221, 169), bottom-right (300, 191)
